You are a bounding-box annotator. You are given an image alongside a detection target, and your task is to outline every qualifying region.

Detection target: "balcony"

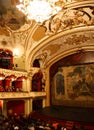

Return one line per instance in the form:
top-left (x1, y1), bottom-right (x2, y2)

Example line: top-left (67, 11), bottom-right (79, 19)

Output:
top-left (0, 68), bottom-right (46, 99)
top-left (0, 68), bottom-right (27, 77)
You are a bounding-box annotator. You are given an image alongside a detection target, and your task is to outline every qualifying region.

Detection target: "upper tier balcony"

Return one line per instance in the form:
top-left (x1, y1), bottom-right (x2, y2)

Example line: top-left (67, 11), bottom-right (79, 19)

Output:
top-left (0, 68), bottom-right (46, 99)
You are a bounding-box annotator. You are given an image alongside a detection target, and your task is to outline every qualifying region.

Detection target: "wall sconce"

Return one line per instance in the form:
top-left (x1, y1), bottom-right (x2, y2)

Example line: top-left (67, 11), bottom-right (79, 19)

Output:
top-left (0, 74), bottom-right (5, 80)
top-left (13, 49), bottom-right (19, 58)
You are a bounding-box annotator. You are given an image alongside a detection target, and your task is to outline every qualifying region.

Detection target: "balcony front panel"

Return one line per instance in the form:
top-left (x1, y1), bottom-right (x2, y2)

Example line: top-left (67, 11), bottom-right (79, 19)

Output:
top-left (0, 92), bottom-right (46, 99)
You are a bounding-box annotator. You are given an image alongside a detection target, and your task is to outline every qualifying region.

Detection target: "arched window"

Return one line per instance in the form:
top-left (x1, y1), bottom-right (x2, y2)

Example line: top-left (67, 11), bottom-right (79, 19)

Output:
top-left (33, 59), bottom-right (40, 67)
top-left (0, 49), bottom-right (13, 69)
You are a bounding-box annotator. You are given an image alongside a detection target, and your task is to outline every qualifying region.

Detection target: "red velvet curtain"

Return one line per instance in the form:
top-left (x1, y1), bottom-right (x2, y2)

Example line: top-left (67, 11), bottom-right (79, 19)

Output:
top-left (15, 80), bottom-right (22, 90)
top-left (0, 48), bottom-right (13, 69)
top-left (7, 100), bottom-right (25, 115)
top-left (5, 78), bottom-right (11, 91)
top-left (15, 76), bottom-right (27, 91)
top-left (32, 71), bottom-right (43, 91)
top-left (0, 100), bottom-right (3, 109)
top-left (0, 80), bottom-right (4, 91)
top-left (4, 75), bottom-right (16, 91)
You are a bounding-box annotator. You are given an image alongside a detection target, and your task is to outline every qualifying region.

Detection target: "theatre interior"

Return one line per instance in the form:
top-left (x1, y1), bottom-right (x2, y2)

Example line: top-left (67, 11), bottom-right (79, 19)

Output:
top-left (0, 0), bottom-right (94, 129)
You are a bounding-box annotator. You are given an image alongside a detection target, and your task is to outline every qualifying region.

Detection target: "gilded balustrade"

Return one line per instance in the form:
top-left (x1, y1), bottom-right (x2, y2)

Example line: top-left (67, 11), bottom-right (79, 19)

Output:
top-left (0, 92), bottom-right (46, 99)
top-left (0, 68), bottom-right (46, 99)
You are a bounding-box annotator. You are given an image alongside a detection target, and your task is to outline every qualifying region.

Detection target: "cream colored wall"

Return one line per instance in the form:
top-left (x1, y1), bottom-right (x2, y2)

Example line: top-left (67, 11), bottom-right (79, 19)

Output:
top-left (13, 57), bottom-right (25, 71)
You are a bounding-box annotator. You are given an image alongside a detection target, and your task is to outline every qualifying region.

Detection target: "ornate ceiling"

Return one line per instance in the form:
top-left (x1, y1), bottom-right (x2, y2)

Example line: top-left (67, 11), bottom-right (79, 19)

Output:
top-left (0, 0), bottom-right (93, 31)
top-left (0, 0), bottom-right (94, 71)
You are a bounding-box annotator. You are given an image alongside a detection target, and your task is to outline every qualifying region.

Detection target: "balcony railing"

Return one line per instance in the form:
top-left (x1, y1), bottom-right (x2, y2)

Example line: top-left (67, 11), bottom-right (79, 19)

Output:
top-left (0, 91), bottom-right (46, 99)
top-left (0, 68), bottom-right (27, 77)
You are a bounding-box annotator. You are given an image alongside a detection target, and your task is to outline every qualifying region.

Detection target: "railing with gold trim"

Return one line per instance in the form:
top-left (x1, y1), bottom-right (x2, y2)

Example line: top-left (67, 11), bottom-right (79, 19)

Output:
top-left (0, 92), bottom-right (46, 99)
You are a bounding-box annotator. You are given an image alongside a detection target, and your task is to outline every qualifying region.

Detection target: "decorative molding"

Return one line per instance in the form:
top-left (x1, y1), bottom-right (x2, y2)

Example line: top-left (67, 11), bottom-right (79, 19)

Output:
top-left (28, 67), bottom-right (40, 77)
top-left (35, 52), bottom-right (48, 68)
top-left (0, 68), bottom-right (28, 78)
top-left (32, 30), bottom-right (94, 68)
top-left (13, 30), bottom-right (30, 46)
top-left (29, 92), bottom-right (46, 98)
top-left (0, 92), bottom-right (46, 99)
top-left (43, 5), bottom-right (94, 35)
top-left (63, 34), bottom-right (90, 45)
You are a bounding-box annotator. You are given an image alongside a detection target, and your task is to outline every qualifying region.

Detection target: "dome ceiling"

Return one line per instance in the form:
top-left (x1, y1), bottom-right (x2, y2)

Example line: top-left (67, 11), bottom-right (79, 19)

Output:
top-left (0, 0), bottom-right (93, 31)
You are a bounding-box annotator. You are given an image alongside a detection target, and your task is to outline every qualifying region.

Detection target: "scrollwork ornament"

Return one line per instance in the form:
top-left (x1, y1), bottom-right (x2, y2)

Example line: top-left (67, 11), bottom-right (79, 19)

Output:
top-left (43, 5), bottom-right (94, 35)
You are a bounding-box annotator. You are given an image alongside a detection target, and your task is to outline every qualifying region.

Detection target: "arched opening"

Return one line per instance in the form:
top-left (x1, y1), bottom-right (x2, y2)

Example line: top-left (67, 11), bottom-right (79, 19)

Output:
top-left (33, 59), bottom-right (40, 67)
top-left (0, 49), bottom-right (13, 69)
top-left (32, 70), bottom-right (43, 91)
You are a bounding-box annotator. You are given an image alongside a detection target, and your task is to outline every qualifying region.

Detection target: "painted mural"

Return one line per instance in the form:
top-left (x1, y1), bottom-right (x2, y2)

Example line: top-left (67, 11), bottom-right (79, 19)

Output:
top-left (53, 64), bottom-right (94, 101)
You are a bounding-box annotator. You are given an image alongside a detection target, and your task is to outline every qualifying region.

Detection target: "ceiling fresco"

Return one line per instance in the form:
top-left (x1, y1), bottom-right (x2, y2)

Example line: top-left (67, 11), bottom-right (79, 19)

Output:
top-left (0, 0), bottom-right (93, 31)
top-left (0, 0), bottom-right (32, 31)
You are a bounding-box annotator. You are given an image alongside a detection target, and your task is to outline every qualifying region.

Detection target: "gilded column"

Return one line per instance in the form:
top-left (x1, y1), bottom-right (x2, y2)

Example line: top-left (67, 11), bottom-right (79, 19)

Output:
top-left (25, 98), bottom-right (33, 115)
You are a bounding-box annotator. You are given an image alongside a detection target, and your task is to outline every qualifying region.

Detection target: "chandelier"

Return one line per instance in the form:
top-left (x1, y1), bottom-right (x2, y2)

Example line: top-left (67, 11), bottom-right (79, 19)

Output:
top-left (16, 0), bottom-right (62, 23)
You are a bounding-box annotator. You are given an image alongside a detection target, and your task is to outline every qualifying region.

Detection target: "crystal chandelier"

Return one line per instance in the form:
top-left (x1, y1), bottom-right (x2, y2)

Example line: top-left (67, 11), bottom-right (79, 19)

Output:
top-left (16, 0), bottom-right (62, 23)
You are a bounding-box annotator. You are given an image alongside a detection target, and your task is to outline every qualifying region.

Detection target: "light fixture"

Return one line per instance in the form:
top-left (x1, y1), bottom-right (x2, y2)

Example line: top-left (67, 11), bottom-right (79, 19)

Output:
top-left (13, 49), bottom-right (19, 57)
top-left (16, 0), bottom-right (62, 23)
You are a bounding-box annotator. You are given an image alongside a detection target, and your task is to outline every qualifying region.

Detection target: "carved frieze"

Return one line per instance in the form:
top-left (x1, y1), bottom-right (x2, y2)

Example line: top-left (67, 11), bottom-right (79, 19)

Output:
top-left (32, 30), bottom-right (94, 68)
top-left (0, 68), bottom-right (28, 78)
top-left (43, 5), bottom-right (94, 34)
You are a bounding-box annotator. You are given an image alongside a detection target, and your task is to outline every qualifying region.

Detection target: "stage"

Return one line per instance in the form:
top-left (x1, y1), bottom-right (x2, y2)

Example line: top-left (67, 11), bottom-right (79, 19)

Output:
top-left (37, 106), bottom-right (94, 123)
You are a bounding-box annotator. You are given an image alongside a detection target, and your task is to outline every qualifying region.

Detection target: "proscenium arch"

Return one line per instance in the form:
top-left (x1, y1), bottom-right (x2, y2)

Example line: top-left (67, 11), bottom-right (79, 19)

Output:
top-left (25, 0), bottom-right (94, 70)
top-left (27, 26), bottom-right (94, 70)
top-left (47, 46), bottom-right (94, 69)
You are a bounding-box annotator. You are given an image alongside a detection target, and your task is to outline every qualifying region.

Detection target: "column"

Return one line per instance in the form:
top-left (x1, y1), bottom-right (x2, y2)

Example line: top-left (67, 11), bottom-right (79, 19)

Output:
top-left (24, 98), bottom-right (33, 115)
top-left (26, 78), bottom-right (32, 92)
top-left (2, 100), bottom-right (7, 117)
top-left (22, 79), bottom-right (27, 91)
top-left (45, 68), bottom-right (50, 106)
top-left (42, 98), bottom-right (46, 108)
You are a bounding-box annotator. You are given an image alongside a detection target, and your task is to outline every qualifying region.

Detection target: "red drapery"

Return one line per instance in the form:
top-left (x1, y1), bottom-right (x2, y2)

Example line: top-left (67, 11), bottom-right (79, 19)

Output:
top-left (7, 100), bottom-right (25, 115)
top-left (32, 71), bottom-right (43, 91)
top-left (0, 48), bottom-right (13, 69)
top-left (4, 75), bottom-right (16, 91)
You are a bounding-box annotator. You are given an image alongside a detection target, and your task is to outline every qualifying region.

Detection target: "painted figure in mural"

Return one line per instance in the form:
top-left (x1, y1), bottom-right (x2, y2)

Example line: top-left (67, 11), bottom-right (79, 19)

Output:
top-left (84, 66), bottom-right (94, 93)
top-left (72, 66), bottom-right (91, 96)
top-left (72, 67), bottom-right (83, 96)
top-left (55, 67), bottom-right (65, 95)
